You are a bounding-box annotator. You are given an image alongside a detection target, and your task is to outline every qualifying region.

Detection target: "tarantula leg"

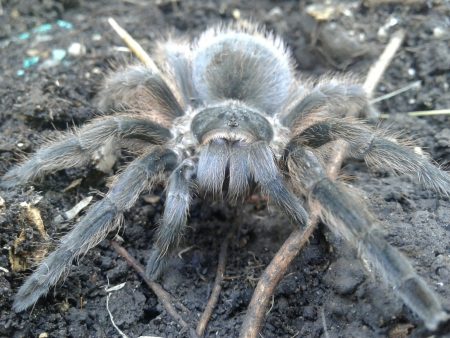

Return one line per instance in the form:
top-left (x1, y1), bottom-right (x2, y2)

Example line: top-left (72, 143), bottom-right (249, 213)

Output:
top-left (146, 158), bottom-right (197, 279)
top-left (97, 64), bottom-right (184, 120)
top-left (292, 118), bottom-right (450, 195)
top-left (12, 148), bottom-right (177, 312)
top-left (0, 115), bottom-right (172, 188)
top-left (281, 81), bottom-right (373, 129)
top-left (285, 145), bottom-right (450, 331)
top-left (248, 141), bottom-right (308, 226)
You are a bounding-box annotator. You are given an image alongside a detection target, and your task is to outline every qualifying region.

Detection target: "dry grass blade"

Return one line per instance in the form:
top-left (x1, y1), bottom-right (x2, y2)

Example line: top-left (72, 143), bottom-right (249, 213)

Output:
top-left (379, 109), bottom-right (450, 119)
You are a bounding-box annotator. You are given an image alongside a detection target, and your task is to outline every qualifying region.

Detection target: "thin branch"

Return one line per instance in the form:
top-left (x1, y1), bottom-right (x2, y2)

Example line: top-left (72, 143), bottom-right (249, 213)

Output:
top-left (107, 17), bottom-right (159, 71)
top-left (363, 29), bottom-right (405, 98)
top-left (196, 229), bottom-right (234, 337)
top-left (110, 241), bottom-right (198, 338)
top-left (239, 220), bottom-right (318, 338)
top-left (239, 30), bottom-right (405, 338)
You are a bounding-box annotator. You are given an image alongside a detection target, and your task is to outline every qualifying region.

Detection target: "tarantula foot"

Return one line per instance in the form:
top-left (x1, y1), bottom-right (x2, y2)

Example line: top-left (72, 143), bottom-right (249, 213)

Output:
top-left (0, 170), bottom-right (21, 189)
top-left (433, 313), bottom-right (450, 334)
top-left (13, 274), bottom-right (49, 313)
top-left (146, 248), bottom-right (168, 280)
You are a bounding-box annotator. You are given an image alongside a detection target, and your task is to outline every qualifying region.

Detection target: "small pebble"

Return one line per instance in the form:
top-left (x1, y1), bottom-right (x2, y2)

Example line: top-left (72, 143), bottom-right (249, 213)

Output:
top-left (33, 23), bottom-right (52, 34)
top-left (18, 32), bottom-right (30, 40)
top-left (0, 196), bottom-right (5, 208)
top-left (26, 49), bottom-right (40, 56)
top-left (433, 27), bottom-right (445, 38)
top-left (56, 20), bottom-right (73, 30)
top-left (92, 33), bottom-right (102, 41)
top-left (23, 56), bottom-right (40, 68)
top-left (68, 42), bottom-right (85, 56)
top-left (52, 49), bottom-right (67, 61)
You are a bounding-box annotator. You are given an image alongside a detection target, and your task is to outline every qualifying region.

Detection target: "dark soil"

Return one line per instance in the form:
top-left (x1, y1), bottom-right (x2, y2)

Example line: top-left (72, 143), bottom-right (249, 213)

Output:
top-left (1, 1), bottom-right (450, 337)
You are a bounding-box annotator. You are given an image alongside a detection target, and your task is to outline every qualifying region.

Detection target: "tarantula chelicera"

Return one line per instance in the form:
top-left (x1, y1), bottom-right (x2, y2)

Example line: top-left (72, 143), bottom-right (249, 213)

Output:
top-left (2, 22), bottom-right (450, 330)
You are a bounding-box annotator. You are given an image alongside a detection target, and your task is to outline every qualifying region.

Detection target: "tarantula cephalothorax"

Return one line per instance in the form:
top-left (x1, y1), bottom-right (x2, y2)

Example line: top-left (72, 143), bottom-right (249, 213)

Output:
top-left (2, 22), bottom-right (450, 330)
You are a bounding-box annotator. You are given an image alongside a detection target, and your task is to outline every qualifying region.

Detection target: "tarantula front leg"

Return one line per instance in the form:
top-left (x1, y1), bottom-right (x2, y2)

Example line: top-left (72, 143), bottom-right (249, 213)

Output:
top-left (13, 147), bottom-right (177, 312)
top-left (284, 144), bottom-right (450, 331)
top-left (146, 158), bottom-right (197, 279)
top-left (1, 115), bottom-right (172, 187)
top-left (292, 118), bottom-right (450, 195)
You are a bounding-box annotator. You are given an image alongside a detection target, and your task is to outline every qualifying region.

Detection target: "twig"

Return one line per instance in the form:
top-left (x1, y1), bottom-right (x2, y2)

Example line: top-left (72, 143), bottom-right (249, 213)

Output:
top-left (239, 30), bottom-right (405, 338)
top-left (107, 17), bottom-right (159, 71)
top-left (110, 241), bottom-right (198, 338)
top-left (363, 29), bottom-right (405, 98)
top-left (196, 229), bottom-right (233, 337)
top-left (239, 222), bottom-right (318, 338)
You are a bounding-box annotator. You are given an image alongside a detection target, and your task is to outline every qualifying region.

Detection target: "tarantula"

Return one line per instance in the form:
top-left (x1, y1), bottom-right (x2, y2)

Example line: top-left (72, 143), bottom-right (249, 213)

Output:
top-left (2, 22), bottom-right (450, 331)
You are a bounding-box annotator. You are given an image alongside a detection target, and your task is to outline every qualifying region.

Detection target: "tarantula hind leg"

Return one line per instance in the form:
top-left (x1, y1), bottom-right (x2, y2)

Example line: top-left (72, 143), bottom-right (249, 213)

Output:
top-left (146, 158), bottom-right (197, 279)
top-left (0, 115), bottom-right (172, 188)
top-left (293, 118), bottom-right (450, 195)
top-left (281, 81), bottom-right (373, 128)
top-left (285, 144), bottom-right (450, 331)
top-left (12, 147), bottom-right (177, 312)
top-left (96, 64), bottom-right (184, 119)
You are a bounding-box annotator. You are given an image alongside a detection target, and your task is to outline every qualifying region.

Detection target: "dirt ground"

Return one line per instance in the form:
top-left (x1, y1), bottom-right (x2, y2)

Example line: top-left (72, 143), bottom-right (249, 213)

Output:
top-left (1, 0), bottom-right (450, 337)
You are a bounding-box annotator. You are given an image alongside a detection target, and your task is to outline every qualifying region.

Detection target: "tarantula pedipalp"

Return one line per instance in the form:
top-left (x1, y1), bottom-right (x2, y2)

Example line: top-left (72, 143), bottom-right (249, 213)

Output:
top-left (2, 22), bottom-right (450, 331)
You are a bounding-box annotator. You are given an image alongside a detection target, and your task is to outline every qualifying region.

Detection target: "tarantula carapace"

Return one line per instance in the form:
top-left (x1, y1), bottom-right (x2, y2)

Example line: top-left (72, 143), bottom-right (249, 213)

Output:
top-left (2, 22), bottom-right (449, 330)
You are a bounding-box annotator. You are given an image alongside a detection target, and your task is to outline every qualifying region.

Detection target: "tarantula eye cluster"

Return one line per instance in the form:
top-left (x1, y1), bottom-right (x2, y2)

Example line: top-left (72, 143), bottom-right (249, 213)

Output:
top-left (2, 22), bottom-right (450, 331)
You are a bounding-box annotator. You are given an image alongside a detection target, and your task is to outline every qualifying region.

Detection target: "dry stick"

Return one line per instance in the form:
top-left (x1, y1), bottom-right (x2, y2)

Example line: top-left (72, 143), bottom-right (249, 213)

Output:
top-left (110, 241), bottom-right (198, 337)
top-left (196, 229), bottom-right (233, 337)
top-left (363, 30), bottom-right (405, 98)
top-left (239, 30), bottom-right (405, 338)
top-left (239, 219), bottom-right (319, 338)
top-left (108, 17), bottom-right (159, 71)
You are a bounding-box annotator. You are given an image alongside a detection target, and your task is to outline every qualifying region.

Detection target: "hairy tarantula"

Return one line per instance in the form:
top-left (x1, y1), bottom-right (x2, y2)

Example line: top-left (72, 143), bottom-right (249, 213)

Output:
top-left (2, 22), bottom-right (450, 331)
